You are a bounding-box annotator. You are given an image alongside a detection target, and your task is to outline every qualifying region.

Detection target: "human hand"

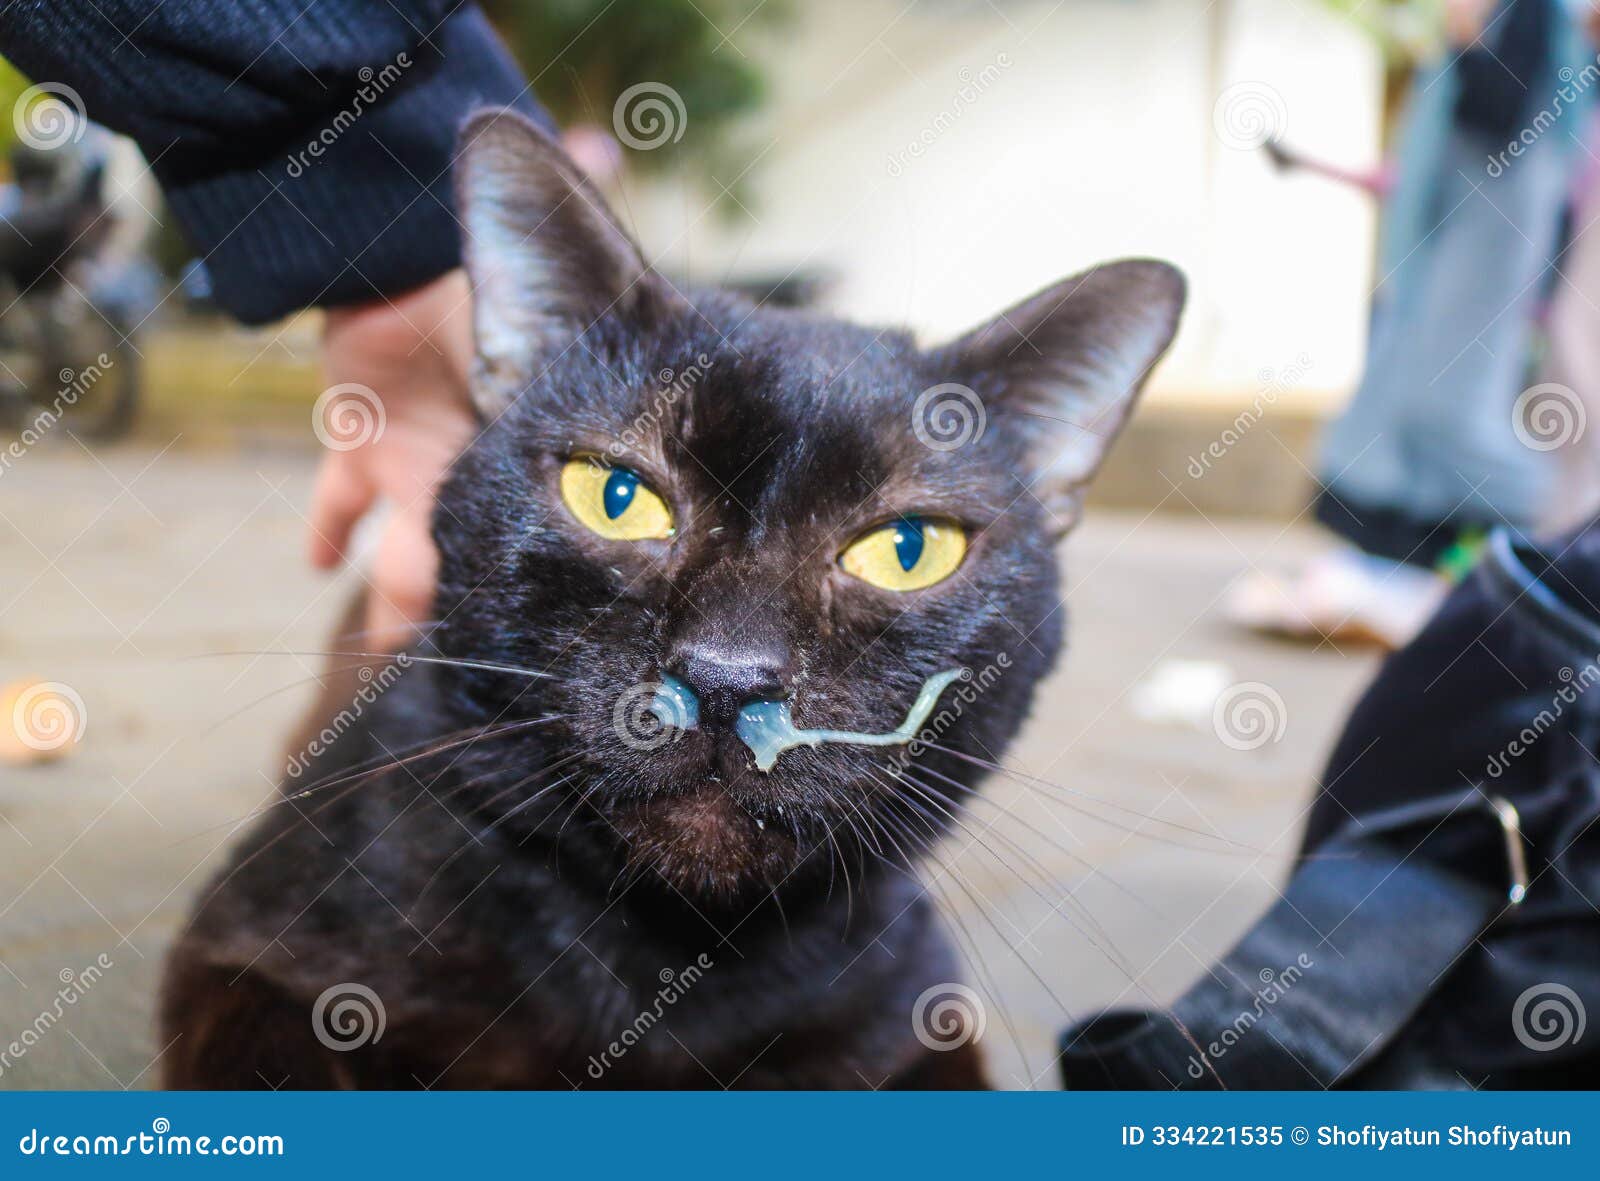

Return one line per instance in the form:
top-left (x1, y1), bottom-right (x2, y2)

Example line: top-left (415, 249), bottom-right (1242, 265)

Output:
top-left (309, 269), bottom-right (477, 650)
top-left (1443, 0), bottom-right (1495, 46)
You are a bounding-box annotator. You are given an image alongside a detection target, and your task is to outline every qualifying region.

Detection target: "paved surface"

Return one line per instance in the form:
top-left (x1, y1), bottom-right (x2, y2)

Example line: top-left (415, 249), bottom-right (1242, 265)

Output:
top-left (0, 440), bottom-right (1381, 1090)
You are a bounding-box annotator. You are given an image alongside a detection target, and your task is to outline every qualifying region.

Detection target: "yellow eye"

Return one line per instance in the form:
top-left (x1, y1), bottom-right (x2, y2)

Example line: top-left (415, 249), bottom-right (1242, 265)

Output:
top-left (560, 458), bottom-right (674, 541)
top-left (839, 517), bottom-right (966, 592)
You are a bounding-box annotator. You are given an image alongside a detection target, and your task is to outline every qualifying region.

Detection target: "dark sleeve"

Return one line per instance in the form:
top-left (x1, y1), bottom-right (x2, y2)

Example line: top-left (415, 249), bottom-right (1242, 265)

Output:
top-left (0, 1), bottom-right (553, 323)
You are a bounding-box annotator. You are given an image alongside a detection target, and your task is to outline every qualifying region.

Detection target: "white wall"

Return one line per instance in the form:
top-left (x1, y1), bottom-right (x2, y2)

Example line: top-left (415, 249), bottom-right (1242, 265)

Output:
top-left (620, 0), bottom-right (1383, 404)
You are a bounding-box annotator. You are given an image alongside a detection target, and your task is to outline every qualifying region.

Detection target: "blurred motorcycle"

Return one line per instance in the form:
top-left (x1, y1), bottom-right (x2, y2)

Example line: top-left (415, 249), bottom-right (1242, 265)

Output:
top-left (0, 134), bottom-right (150, 441)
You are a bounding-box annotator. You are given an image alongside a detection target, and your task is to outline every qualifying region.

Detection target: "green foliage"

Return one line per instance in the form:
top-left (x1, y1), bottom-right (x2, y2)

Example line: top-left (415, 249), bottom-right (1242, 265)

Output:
top-left (1320, 0), bottom-right (1446, 66)
top-left (481, 0), bottom-right (785, 175)
top-left (0, 56), bottom-right (36, 159)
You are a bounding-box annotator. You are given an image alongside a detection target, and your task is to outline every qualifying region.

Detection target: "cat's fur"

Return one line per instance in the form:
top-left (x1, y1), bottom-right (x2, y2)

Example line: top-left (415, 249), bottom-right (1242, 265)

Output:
top-left (159, 110), bottom-right (1184, 1089)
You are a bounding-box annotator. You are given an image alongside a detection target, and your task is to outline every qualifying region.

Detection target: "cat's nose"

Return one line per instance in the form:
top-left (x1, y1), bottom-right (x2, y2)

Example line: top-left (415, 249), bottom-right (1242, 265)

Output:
top-left (665, 641), bottom-right (792, 728)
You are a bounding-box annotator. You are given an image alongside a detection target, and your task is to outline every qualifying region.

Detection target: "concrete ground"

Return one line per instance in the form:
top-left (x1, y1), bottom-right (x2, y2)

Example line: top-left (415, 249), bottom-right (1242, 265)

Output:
top-left (0, 438), bottom-right (1380, 1090)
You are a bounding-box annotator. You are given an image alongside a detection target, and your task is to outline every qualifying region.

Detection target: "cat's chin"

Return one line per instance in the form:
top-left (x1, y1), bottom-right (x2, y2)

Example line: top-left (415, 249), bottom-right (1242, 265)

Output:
top-left (611, 781), bottom-right (810, 901)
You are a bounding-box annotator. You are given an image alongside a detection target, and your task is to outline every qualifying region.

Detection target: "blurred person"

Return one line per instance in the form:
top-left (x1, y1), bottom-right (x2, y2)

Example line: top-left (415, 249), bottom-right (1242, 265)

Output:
top-left (1535, 102), bottom-right (1600, 530)
top-left (1229, 0), bottom-right (1597, 648)
top-left (0, 2), bottom-right (557, 648)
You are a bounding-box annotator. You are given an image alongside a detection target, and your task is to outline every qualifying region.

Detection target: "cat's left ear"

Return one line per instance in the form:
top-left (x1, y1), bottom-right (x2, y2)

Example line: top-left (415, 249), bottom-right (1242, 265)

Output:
top-left (455, 108), bottom-right (681, 417)
top-left (940, 259), bottom-right (1185, 533)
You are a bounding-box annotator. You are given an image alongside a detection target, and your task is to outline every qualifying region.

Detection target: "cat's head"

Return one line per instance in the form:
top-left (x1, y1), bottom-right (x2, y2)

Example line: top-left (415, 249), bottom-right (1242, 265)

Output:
top-left (430, 109), bottom-right (1183, 904)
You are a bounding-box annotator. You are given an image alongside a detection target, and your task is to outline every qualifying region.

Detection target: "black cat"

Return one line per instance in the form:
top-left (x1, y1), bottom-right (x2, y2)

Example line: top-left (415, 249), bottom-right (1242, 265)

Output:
top-left (159, 109), bottom-right (1184, 1089)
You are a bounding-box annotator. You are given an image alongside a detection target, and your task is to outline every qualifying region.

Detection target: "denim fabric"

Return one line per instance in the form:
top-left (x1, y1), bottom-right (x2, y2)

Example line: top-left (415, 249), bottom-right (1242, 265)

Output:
top-left (1316, 7), bottom-right (1594, 558)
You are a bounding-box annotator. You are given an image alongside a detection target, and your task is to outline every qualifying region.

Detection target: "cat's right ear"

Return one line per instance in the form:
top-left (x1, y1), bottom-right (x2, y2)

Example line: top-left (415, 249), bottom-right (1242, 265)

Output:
top-left (939, 259), bottom-right (1185, 534)
top-left (455, 108), bottom-right (679, 417)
